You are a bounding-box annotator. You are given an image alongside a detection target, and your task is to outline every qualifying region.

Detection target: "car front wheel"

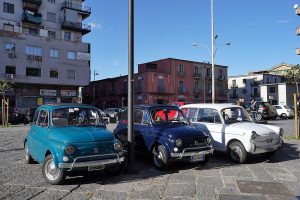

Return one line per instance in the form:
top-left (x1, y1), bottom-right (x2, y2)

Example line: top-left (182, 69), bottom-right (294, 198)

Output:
top-left (42, 154), bottom-right (66, 185)
top-left (153, 145), bottom-right (169, 170)
top-left (256, 113), bottom-right (262, 121)
top-left (25, 142), bottom-right (34, 164)
top-left (280, 113), bottom-right (287, 119)
top-left (229, 141), bottom-right (247, 163)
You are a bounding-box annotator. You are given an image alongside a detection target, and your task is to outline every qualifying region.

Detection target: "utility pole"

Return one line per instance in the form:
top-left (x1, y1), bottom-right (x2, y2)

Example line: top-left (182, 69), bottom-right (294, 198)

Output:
top-left (211, 0), bottom-right (215, 104)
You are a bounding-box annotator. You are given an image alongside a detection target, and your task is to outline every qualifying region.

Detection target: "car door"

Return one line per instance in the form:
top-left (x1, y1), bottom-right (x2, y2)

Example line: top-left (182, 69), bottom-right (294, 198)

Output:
top-left (26, 108), bottom-right (39, 160)
top-left (196, 108), bottom-right (226, 151)
top-left (30, 109), bottom-right (50, 162)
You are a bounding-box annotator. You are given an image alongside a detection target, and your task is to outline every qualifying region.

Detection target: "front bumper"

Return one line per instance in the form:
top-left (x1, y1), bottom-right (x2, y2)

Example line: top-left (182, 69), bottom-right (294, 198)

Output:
top-left (58, 153), bottom-right (125, 171)
top-left (170, 146), bottom-right (214, 159)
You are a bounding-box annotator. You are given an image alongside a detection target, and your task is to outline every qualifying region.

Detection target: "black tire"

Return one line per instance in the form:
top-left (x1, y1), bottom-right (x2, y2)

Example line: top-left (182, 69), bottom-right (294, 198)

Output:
top-left (256, 113), bottom-right (262, 121)
top-left (261, 151), bottom-right (276, 158)
top-left (42, 154), bottom-right (66, 185)
top-left (271, 116), bottom-right (277, 120)
top-left (153, 145), bottom-right (169, 170)
top-left (228, 141), bottom-right (247, 164)
top-left (280, 113), bottom-right (287, 119)
top-left (24, 142), bottom-right (34, 164)
top-left (198, 154), bottom-right (211, 166)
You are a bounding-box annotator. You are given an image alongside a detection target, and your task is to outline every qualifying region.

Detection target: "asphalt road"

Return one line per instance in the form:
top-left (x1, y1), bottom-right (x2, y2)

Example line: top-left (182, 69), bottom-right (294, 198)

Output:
top-left (0, 121), bottom-right (299, 200)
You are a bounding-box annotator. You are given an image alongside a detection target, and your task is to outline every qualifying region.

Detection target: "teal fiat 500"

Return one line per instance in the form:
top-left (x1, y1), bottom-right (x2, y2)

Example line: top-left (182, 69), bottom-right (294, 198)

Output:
top-left (24, 104), bottom-right (125, 185)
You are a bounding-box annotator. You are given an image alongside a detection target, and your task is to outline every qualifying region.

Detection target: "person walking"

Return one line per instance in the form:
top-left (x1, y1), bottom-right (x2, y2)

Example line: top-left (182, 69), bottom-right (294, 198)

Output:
top-left (250, 98), bottom-right (258, 121)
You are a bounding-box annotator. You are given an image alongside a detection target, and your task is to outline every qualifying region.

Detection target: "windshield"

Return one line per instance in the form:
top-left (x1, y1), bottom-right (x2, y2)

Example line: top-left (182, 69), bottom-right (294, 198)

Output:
top-left (150, 108), bottom-right (188, 124)
top-left (221, 107), bottom-right (252, 124)
top-left (52, 107), bottom-right (104, 127)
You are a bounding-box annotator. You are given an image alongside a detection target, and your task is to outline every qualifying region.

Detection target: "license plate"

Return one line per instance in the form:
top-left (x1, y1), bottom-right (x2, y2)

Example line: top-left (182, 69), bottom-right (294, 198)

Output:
top-left (191, 154), bottom-right (205, 162)
top-left (88, 165), bottom-right (105, 171)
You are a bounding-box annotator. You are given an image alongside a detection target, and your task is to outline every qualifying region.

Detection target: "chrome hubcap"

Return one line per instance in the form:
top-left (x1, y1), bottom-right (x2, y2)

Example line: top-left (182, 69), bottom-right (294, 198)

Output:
top-left (231, 146), bottom-right (241, 161)
top-left (154, 149), bottom-right (163, 167)
top-left (25, 145), bottom-right (29, 160)
top-left (45, 159), bottom-right (59, 181)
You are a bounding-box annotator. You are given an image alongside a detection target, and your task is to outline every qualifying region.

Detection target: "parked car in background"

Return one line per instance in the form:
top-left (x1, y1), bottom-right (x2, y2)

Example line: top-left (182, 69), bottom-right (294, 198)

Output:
top-left (181, 104), bottom-right (283, 163)
top-left (21, 107), bottom-right (37, 123)
top-left (114, 105), bottom-right (213, 170)
top-left (256, 102), bottom-right (278, 121)
top-left (272, 105), bottom-right (294, 119)
top-left (103, 108), bottom-right (121, 122)
top-left (24, 103), bottom-right (125, 184)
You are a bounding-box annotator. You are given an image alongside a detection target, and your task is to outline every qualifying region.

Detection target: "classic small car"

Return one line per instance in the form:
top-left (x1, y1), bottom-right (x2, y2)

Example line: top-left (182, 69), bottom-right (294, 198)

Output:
top-left (273, 105), bottom-right (294, 119)
top-left (113, 105), bottom-right (213, 170)
top-left (24, 103), bottom-right (125, 185)
top-left (181, 104), bottom-right (283, 163)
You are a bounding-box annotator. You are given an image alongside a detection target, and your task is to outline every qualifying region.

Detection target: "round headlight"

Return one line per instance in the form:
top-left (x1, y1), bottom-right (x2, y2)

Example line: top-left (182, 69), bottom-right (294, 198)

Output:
top-left (206, 137), bottom-right (212, 145)
top-left (251, 131), bottom-right (258, 140)
top-left (64, 145), bottom-right (75, 156)
top-left (114, 141), bottom-right (122, 151)
top-left (175, 139), bottom-right (183, 147)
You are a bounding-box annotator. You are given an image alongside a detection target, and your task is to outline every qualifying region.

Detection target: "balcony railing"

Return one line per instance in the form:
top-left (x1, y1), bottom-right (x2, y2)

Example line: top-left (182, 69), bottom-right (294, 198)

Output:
top-left (193, 73), bottom-right (201, 78)
top-left (22, 11), bottom-right (42, 24)
top-left (250, 81), bottom-right (259, 86)
top-left (22, 0), bottom-right (42, 6)
top-left (229, 84), bottom-right (238, 88)
top-left (61, 1), bottom-right (91, 19)
top-left (61, 20), bottom-right (91, 35)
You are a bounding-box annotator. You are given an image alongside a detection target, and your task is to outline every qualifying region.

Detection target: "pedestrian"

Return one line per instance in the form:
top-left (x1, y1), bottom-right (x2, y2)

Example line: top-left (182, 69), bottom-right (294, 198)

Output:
top-left (250, 98), bottom-right (258, 121)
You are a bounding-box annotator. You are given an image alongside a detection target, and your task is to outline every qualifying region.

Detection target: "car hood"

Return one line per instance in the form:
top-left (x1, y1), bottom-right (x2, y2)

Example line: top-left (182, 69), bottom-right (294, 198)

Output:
top-left (49, 126), bottom-right (114, 143)
top-left (226, 122), bottom-right (277, 136)
top-left (154, 124), bottom-right (205, 138)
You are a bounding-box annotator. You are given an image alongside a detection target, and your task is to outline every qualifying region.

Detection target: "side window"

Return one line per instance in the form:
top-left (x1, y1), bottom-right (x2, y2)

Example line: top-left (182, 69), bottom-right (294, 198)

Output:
top-left (142, 111), bottom-right (150, 124)
top-left (133, 109), bottom-right (144, 124)
top-left (182, 108), bottom-right (198, 122)
top-left (198, 108), bottom-right (221, 124)
top-left (37, 110), bottom-right (48, 127)
top-left (32, 109), bottom-right (39, 125)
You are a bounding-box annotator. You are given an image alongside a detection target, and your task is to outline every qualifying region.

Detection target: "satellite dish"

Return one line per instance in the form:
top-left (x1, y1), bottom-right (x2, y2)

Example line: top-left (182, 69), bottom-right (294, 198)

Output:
top-left (294, 4), bottom-right (299, 9)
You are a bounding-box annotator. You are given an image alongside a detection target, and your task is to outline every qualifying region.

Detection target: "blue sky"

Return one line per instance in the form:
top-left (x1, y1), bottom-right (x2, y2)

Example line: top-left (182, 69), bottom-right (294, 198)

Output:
top-left (83, 0), bottom-right (300, 80)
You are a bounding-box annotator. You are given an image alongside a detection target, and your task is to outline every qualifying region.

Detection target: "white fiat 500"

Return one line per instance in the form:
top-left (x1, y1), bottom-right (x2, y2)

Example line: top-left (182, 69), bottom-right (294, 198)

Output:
top-left (181, 104), bottom-right (283, 163)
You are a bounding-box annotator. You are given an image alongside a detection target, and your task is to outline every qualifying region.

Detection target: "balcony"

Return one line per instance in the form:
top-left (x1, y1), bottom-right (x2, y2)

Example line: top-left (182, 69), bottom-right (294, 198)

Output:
top-left (193, 73), bottom-right (201, 79)
top-left (229, 84), bottom-right (238, 88)
top-left (22, 11), bottom-right (42, 25)
top-left (61, 20), bottom-right (91, 35)
top-left (22, 0), bottom-right (42, 12)
top-left (61, 1), bottom-right (91, 20)
top-left (251, 81), bottom-right (259, 86)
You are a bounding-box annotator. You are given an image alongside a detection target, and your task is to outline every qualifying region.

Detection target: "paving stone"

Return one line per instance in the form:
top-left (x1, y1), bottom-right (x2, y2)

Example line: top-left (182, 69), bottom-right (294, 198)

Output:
top-left (196, 185), bottom-right (216, 199)
top-left (62, 191), bottom-right (93, 200)
top-left (31, 190), bottom-right (70, 200)
top-left (278, 181), bottom-right (300, 196)
top-left (222, 176), bottom-right (237, 188)
top-left (4, 187), bottom-right (45, 200)
top-left (237, 180), bottom-right (293, 196)
top-left (218, 194), bottom-right (265, 200)
top-left (94, 190), bottom-right (129, 200)
top-left (169, 174), bottom-right (195, 183)
top-left (197, 176), bottom-right (224, 188)
top-left (266, 195), bottom-right (297, 200)
top-left (165, 183), bottom-right (196, 197)
top-left (216, 187), bottom-right (240, 195)
top-left (253, 173), bottom-right (277, 182)
top-left (0, 185), bottom-right (25, 199)
top-left (130, 185), bottom-right (164, 199)
top-left (221, 167), bottom-right (253, 179)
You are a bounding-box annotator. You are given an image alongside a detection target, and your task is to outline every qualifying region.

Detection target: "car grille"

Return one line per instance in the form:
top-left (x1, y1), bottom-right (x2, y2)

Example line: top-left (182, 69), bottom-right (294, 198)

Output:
top-left (182, 137), bottom-right (207, 148)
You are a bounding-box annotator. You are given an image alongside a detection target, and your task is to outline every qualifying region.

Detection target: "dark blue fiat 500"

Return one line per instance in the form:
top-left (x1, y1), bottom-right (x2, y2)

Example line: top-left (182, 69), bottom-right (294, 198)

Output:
top-left (24, 104), bottom-right (125, 185)
top-left (113, 105), bottom-right (213, 170)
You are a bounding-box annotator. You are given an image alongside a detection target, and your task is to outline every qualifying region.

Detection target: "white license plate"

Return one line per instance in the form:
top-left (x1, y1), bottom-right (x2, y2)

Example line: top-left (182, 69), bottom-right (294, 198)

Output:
top-left (88, 165), bottom-right (105, 171)
top-left (191, 154), bottom-right (205, 162)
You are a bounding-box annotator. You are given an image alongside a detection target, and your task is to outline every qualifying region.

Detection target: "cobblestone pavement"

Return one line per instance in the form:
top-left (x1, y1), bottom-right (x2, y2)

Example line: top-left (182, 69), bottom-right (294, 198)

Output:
top-left (0, 124), bottom-right (299, 200)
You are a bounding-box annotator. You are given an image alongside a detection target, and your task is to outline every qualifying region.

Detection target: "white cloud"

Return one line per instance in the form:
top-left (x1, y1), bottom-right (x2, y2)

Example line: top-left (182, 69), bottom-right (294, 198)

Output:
top-left (276, 20), bottom-right (289, 24)
top-left (88, 22), bottom-right (103, 30)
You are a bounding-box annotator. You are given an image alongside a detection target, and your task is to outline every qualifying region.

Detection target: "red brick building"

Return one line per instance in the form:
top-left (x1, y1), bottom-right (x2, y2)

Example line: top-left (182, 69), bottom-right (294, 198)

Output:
top-left (84, 58), bottom-right (228, 109)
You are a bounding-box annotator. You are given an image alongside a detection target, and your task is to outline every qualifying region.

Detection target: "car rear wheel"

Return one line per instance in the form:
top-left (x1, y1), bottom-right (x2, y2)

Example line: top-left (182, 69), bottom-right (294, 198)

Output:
top-left (256, 113), bottom-right (262, 121)
top-left (229, 141), bottom-right (247, 163)
top-left (42, 154), bottom-right (66, 185)
top-left (280, 113), bottom-right (287, 119)
top-left (25, 142), bottom-right (34, 164)
top-left (153, 145), bottom-right (169, 170)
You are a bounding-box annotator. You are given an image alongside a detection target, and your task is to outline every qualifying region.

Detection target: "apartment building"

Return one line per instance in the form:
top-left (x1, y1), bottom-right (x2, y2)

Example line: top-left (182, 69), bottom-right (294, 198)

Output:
top-left (228, 74), bottom-right (283, 104)
top-left (0, 0), bottom-right (91, 107)
top-left (85, 58), bottom-right (228, 108)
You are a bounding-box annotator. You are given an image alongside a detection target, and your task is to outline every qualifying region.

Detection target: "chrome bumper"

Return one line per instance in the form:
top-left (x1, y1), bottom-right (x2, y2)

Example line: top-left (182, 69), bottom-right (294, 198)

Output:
top-left (252, 139), bottom-right (283, 154)
top-left (170, 146), bottom-right (214, 159)
top-left (58, 154), bottom-right (125, 171)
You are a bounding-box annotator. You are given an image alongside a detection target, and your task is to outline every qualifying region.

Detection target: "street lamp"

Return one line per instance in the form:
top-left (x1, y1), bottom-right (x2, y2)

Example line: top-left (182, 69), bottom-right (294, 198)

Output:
top-left (93, 70), bottom-right (99, 81)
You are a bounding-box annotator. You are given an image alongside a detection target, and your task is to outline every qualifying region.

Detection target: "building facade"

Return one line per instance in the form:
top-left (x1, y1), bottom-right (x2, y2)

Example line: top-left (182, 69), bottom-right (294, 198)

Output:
top-left (0, 0), bottom-right (91, 107)
top-left (228, 74), bottom-right (283, 104)
top-left (85, 58), bottom-right (228, 109)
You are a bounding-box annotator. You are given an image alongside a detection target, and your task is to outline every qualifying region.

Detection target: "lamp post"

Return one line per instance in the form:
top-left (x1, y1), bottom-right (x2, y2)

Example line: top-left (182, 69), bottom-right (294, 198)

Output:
top-left (211, 0), bottom-right (215, 103)
top-left (93, 70), bottom-right (99, 81)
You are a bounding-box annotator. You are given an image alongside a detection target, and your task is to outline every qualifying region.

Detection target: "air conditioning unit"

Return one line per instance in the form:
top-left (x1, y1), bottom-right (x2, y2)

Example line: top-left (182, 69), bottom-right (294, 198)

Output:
top-left (6, 74), bottom-right (15, 79)
top-left (27, 55), bottom-right (34, 60)
top-left (35, 56), bottom-right (42, 61)
top-left (8, 53), bottom-right (16, 58)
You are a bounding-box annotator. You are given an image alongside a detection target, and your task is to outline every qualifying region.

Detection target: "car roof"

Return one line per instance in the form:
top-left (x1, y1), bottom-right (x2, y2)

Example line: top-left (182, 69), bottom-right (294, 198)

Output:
top-left (134, 104), bottom-right (180, 110)
top-left (180, 103), bottom-right (242, 110)
top-left (37, 103), bottom-right (96, 111)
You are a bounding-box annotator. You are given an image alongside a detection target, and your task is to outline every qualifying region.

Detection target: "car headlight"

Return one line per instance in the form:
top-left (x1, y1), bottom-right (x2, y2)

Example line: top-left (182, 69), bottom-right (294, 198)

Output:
top-left (64, 145), bottom-right (75, 156)
top-left (206, 137), bottom-right (212, 145)
top-left (279, 128), bottom-right (284, 137)
top-left (114, 141), bottom-right (122, 151)
top-left (175, 139), bottom-right (183, 147)
top-left (251, 131), bottom-right (258, 140)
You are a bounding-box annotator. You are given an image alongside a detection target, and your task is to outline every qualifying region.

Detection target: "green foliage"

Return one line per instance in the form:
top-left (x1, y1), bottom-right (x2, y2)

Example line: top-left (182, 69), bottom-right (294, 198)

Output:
top-left (285, 64), bottom-right (300, 84)
top-left (0, 81), bottom-right (14, 97)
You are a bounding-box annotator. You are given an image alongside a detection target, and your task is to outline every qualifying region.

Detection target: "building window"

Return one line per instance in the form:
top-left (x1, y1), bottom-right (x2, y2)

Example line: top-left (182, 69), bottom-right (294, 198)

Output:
top-left (194, 65), bottom-right (201, 75)
top-left (47, 12), bottom-right (56, 22)
top-left (178, 64), bottom-right (184, 75)
top-left (219, 70), bottom-right (223, 79)
top-left (3, 2), bottom-right (14, 14)
top-left (158, 76), bottom-right (164, 91)
top-left (243, 79), bottom-right (246, 84)
top-left (243, 89), bottom-right (247, 94)
top-left (179, 81), bottom-right (185, 93)
top-left (26, 46), bottom-right (42, 56)
top-left (64, 32), bottom-right (71, 41)
top-left (3, 24), bottom-right (14, 32)
top-left (5, 43), bottom-right (16, 52)
top-left (50, 49), bottom-right (59, 58)
top-left (48, 0), bottom-right (56, 3)
top-left (26, 67), bottom-right (41, 77)
top-left (207, 68), bottom-right (211, 77)
top-left (48, 31), bottom-right (56, 39)
top-left (29, 28), bottom-right (38, 36)
top-left (67, 70), bottom-right (75, 79)
top-left (232, 80), bottom-right (236, 86)
top-left (67, 51), bottom-right (75, 60)
top-left (50, 69), bottom-right (58, 78)
top-left (194, 81), bottom-right (200, 91)
top-left (269, 86), bottom-right (276, 93)
top-left (5, 66), bottom-right (16, 74)
top-left (267, 77), bottom-right (270, 84)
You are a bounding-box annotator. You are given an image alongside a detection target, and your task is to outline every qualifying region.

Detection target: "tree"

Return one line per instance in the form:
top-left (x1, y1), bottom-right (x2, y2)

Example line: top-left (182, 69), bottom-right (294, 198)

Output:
top-left (284, 64), bottom-right (300, 94)
top-left (0, 80), bottom-right (14, 127)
